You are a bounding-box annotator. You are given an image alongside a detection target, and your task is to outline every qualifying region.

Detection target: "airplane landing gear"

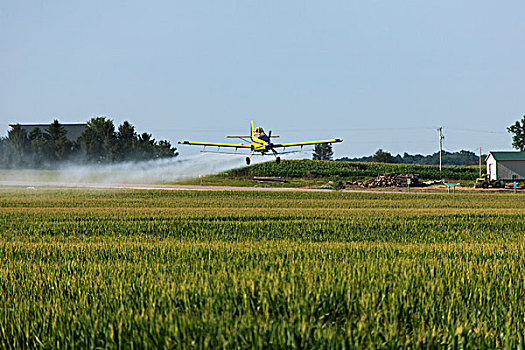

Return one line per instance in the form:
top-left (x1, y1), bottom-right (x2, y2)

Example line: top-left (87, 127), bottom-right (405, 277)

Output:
top-left (245, 157), bottom-right (251, 165)
top-left (276, 157), bottom-right (281, 164)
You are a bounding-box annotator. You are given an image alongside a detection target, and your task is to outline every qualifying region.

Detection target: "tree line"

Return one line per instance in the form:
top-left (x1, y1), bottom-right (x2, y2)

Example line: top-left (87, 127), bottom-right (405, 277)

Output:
top-left (0, 117), bottom-right (178, 168)
top-left (338, 149), bottom-right (483, 165)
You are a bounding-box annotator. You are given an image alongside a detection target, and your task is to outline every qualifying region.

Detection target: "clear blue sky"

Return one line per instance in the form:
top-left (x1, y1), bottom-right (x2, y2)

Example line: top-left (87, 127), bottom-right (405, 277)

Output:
top-left (1, 1), bottom-right (524, 158)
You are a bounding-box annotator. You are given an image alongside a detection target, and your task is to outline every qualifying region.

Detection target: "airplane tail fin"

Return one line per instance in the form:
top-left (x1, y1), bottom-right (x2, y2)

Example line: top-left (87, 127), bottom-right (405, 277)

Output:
top-left (250, 121), bottom-right (254, 138)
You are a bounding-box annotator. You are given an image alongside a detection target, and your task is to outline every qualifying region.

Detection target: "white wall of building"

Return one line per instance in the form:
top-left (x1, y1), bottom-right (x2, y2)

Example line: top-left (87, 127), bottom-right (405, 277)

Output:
top-left (486, 155), bottom-right (497, 180)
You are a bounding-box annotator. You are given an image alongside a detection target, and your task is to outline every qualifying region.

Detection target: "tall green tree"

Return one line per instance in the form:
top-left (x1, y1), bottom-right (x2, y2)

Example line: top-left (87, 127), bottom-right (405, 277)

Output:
top-left (312, 144), bottom-right (333, 160)
top-left (7, 124), bottom-right (30, 167)
top-left (45, 120), bottom-right (72, 162)
top-left (508, 115), bottom-right (525, 151)
top-left (29, 127), bottom-right (48, 167)
top-left (0, 137), bottom-right (8, 168)
top-left (116, 121), bottom-right (138, 161)
top-left (154, 140), bottom-right (179, 159)
top-left (78, 117), bottom-right (117, 163)
top-left (372, 149), bottom-right (394, 163)
top-left (2, 117), bottom-right (179, 168)
top-left (137, 132), bottom-right (156, 160)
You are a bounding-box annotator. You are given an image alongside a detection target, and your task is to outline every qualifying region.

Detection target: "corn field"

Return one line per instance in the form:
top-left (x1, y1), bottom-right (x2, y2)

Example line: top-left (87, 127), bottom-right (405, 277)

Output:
top-left (1, 188), bottom-right (524, 348)
top-left (224, 160), bottom-right (479, 180)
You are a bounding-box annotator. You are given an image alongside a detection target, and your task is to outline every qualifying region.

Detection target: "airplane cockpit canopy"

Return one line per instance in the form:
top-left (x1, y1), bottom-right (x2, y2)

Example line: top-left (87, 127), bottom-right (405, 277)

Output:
top-left (254, 127), bottom-right (269, 141)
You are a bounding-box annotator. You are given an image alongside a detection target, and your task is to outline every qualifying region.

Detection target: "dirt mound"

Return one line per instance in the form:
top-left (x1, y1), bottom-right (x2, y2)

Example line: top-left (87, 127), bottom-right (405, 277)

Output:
top-left (347, 173), bottom-right (419, 188)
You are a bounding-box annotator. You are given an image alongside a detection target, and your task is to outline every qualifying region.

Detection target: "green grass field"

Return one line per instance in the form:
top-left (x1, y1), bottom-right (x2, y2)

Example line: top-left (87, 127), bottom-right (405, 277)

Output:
top-left (1, 188), bottom-right (524, 348)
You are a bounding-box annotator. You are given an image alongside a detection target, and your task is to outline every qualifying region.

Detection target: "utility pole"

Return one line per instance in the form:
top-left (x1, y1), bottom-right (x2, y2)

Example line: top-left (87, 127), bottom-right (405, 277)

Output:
top-left (437, 127), bottom-right (444, 172)
top-left (479, 147), bottom-right (482, 178)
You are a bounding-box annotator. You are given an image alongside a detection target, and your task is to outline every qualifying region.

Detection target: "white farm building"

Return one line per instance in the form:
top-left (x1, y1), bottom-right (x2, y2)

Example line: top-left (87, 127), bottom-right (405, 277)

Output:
top-left (486, 151), bottom-right (525, 181)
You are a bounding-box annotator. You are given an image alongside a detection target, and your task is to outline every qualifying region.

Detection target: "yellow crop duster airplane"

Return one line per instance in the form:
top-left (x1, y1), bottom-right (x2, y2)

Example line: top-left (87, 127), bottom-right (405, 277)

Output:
top-left (178, 121), bottom-right (343, 165)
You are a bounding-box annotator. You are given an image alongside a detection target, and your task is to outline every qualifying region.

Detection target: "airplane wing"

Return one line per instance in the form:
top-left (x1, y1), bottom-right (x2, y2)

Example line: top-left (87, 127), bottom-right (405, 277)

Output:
top-left (273, 138), bottom-right (343, 148)
top-left (226, 135), bottom-right (280, 139)
top-left (178, 140), bottom-right (251, 148)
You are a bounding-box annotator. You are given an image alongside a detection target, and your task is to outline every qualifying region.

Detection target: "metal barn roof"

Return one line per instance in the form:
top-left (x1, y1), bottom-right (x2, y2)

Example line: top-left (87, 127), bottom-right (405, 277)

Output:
top-left (487, 151), bottom-right (525, 161)
top-left (9, 123), bottom-right (86, 141)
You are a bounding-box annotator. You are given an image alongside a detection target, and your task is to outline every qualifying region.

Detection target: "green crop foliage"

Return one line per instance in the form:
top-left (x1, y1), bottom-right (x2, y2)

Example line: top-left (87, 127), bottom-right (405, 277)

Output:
top-left (0, 188), bottom-right (524, 348)
top-left (224, 160), bottom-right (479, 180)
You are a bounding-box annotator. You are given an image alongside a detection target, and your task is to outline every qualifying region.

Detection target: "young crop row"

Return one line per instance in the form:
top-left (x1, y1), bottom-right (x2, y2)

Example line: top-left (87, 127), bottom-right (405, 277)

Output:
top-left (224, 160), bottom-right (479, 180)
top-left (1, 188), bottom-right (524, 348)
top-left (1, 188), bottom-right (521, 209)
top-left (2, 209), bottom-right (525, 244)
top-left (2, 239), bottom-right (525, 348)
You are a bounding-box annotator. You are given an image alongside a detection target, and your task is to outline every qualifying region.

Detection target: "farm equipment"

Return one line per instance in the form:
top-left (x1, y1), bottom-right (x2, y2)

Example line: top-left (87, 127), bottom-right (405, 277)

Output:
top-left (475, 175), bottom-right (505, 188)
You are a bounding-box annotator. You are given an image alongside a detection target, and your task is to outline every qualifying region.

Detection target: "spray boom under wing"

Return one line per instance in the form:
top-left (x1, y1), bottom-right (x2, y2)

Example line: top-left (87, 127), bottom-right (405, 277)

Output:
top-left (225, 135), bottom-right (280, 138)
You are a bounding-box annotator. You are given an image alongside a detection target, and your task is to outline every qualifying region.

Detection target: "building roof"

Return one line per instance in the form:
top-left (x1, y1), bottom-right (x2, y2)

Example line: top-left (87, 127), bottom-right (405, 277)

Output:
top-left (487, 151), bottom-right (525, 161)
top-left (9, 123), bottom-right (86, 141)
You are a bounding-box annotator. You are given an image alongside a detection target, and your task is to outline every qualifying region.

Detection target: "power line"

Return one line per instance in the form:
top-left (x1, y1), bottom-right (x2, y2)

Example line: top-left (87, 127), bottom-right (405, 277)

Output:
top-left (444, 127), bottom-right (507, 135)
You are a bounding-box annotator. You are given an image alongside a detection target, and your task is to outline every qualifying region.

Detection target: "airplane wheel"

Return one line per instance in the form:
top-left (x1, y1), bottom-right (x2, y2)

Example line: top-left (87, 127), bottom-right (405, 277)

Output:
top-left (245, 157), bottom-right (251, 165)
top-left (276, 157), bottom-right (281, 164)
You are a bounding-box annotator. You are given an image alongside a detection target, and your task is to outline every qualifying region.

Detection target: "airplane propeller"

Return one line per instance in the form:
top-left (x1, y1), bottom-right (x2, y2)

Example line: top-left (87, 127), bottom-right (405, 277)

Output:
top-left (268, 130), bottom-right (272, 145)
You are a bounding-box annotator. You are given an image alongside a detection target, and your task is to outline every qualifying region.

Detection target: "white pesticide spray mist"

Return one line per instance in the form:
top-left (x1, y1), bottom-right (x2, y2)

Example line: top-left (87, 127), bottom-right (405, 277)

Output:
top-left (0, 153), bottom-right (301, 185)
top-left (55, 153), bottom-right (270, 184)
